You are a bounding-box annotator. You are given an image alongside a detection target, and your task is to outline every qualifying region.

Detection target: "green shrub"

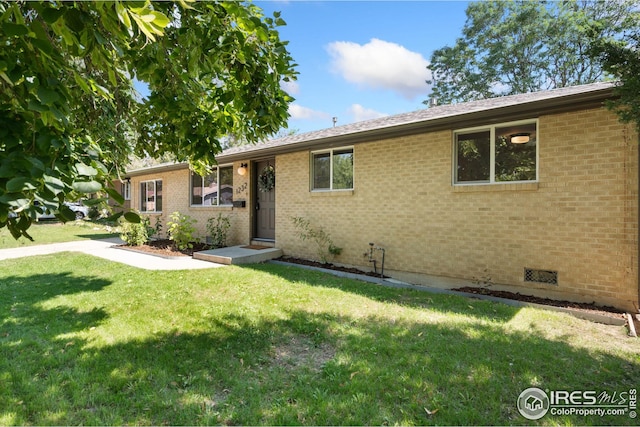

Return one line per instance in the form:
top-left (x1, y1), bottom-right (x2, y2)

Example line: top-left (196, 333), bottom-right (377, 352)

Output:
top-left (167, 212), bottom-right (198, 251)
top-left (291, 216), bottom-right (342, 264)
top-left (119, 216), bottom-right (151, 246)
top-left (206, 213), bottom-right (231, 249)
top-left (151, 216), bottom-right (162, 239)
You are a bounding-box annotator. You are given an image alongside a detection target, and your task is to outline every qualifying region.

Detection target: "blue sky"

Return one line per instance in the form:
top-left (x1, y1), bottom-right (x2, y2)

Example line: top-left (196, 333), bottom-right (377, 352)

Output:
top-left (256, 0), bottom-right (470, 133)
top-left (134, 1), bottom-right (471, 135)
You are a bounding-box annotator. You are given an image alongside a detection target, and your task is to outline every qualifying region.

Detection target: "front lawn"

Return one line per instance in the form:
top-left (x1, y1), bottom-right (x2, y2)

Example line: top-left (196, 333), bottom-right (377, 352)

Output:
top-left (0, 254), bottom-right (637, 425)
top-left (0, 221), bottom-right (118, 249)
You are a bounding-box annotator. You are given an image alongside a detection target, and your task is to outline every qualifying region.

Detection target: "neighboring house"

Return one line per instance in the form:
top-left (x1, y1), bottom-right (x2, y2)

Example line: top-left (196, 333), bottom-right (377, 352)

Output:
top-left (125, 82), bottom-right (639, 312)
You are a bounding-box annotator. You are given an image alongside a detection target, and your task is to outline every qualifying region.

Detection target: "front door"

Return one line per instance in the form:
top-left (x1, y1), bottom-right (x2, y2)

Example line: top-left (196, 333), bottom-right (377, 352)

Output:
top-left (254, 159), bottom-right (276, 240)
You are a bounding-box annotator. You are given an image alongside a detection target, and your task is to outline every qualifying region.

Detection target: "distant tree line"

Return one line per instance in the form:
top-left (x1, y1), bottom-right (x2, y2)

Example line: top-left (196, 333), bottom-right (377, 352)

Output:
top-left (425, 0), bottom-right (639, 130)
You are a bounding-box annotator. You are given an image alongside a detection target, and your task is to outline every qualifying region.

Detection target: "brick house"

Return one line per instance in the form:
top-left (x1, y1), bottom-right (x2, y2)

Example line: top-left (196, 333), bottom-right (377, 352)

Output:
top-left (125, 82), bottom-right (639, 312)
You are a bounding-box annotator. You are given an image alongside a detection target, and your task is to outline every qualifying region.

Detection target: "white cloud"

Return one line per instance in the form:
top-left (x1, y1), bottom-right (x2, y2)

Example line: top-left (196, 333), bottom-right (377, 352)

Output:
top-left (289, 103), bottom-right (331, 120)
top-left (348, 104), bottom-right (388, 123)
top-left (326, 38), bottom-right (431, 100)
top-left (281, 80), bottom-right (300, 95)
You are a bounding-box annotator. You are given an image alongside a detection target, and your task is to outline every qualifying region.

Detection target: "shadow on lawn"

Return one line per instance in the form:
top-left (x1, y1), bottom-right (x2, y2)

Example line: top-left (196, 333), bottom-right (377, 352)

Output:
top-left (242, 263), bottom-right (522, 322)
top-left (0, 272), bottom-right (111, 344)
top-left (74, 232), bottom-right (119, 241)
top-left (1, 292), bottom-right (637, 425)
top-left (0, 271), bottom-right (112, 304)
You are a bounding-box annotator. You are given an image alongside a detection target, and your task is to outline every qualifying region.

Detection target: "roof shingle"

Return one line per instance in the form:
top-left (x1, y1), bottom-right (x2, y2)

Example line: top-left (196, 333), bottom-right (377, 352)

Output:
top-left (220, 81), bottom-right (615, 159)
top-left (127, 82), bottom-right (616, 174)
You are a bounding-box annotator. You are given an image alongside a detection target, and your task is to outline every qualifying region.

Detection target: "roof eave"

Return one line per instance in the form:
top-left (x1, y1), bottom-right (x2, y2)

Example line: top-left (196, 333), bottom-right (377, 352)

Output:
top-left (126, 162), bottom-right (188, 178)
top-left (217, 86), bottom-right (614, 163)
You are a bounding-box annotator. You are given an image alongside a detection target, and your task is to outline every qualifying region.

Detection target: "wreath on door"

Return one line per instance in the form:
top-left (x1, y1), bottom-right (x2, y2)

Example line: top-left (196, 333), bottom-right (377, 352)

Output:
top-left (258, 165), bottom-right (275, 192)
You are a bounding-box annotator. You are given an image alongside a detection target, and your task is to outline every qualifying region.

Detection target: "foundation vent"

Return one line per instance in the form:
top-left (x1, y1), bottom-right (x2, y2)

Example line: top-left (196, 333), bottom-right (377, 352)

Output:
top-left (524, 268), bottom-right (558, 285)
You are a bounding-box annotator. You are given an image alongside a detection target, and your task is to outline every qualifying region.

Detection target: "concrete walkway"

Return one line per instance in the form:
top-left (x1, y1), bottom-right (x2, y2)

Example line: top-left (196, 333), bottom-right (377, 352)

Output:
top-left (0, 237), bottom-right (225, 270)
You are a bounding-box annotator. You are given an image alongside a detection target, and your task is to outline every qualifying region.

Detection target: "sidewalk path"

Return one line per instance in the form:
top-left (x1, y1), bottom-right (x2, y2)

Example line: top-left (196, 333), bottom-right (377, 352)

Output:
top-left (0, 237), bottom-right (224, 270)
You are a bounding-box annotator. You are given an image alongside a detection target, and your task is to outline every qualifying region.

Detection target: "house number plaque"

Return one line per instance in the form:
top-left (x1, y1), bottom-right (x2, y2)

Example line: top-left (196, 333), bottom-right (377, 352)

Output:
top-left (235, 182), bottom-right (247, 195)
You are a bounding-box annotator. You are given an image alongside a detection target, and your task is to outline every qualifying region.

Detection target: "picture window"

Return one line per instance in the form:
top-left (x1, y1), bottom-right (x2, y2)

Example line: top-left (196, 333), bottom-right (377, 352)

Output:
top-left (140, 180), bottom-right (162, 213)
top-left (311, 147), bottom-right (354, 191)
top-left (454, 120), bottom-right (537, 184)
top-left (191, 166), bottom-right (234, 206)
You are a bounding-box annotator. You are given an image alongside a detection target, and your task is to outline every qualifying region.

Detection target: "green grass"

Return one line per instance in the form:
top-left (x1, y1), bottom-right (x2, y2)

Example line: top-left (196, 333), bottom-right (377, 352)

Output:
top-left (0, 254), bottom-right (638, 425)
top-left (0, 221), bottom-right (118, 249)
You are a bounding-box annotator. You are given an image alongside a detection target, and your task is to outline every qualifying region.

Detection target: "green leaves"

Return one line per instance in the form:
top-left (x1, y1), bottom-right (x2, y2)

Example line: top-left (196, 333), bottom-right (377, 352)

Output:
top-left (74, 163), bottom-right (98, 177)
top-left (124, 211), bottom-right (141, 224)
top-left (588, 7), bottom-right (640, 131)
top-left (425, 0), bottom-right (637, 105)
top-left (114, 1), bottom-right (132, 29)
top-left (0, 0), bottom-right (296, 239)
top-left (36, 87), bottom-right (60, 106)
top-left (40, 7), bottom-right (64, 24)
top-left (3, 22), bottom-right (28, 36)
top-left (104, 186), bottom-right (125, 205)
top-left (133, 1), bottom-right (296, 168)
top-left (6, 177), bottom-right (37, 192)
top-left (128, 5), bottom-right (170, 42)
top-left (58, 204), bottom-right (77, 221)
top-left (43, 175), bottom-right (65, 195)
top-left (72, 181), bottom-right (102, 194)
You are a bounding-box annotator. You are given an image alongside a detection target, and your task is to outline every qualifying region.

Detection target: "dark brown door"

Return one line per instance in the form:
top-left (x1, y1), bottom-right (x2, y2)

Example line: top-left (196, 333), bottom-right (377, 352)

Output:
top-left (254, 159), bottom-right (276, 240)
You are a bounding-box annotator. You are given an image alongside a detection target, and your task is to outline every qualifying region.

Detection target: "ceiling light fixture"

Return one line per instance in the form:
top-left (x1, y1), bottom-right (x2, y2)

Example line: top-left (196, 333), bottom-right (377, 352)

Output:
top-left (510, 133), bottom-right (530, 144)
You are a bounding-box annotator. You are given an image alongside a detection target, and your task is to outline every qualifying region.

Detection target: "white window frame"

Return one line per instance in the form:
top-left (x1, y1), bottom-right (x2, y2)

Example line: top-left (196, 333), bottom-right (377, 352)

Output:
top-left (122, 181), bottom-right (131, 201)
top-left (310, 146), bottom-right (354, 191)
top-left (140, 179), bottom-right (162, 213)
top-left (453, 119), bottom-right (539, 185)
top-left (190, 165), bottom-right (234, 207)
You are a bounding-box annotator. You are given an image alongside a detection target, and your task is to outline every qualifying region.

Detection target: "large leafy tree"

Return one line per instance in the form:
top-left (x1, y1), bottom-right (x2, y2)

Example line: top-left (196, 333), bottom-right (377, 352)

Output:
top-left (589, 11), bottom-right (640, 131)
top-left (0, 0), bottom-right (296, 238)
top-left (425, 0), bottom-right (636, 105)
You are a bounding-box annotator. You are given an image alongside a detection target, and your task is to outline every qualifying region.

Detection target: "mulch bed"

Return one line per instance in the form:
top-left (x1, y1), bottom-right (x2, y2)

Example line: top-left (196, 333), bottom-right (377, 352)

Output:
top-left (454, 286), bottom-right (627, 319)
top-left (276, 256), bottom-right (389, 278)
top-left (118, 239), bottom-right (210, 257)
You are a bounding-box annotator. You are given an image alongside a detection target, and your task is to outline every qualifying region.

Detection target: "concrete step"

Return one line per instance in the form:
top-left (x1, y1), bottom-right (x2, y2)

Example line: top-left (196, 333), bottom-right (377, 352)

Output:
top-left (250, 239), bottom-right (276, 248)
top-left (194, 245), bottom-right (282, 265)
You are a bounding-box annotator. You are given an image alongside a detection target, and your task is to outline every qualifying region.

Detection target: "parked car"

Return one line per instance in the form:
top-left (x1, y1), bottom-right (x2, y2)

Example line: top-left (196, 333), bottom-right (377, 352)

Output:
top-left (36, 201), bottom-right (89, 221)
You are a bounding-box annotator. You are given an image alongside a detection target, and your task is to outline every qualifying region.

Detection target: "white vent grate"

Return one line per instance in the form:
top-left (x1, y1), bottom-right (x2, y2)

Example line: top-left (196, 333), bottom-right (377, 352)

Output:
top-left (524, 268), bottom-right (558, 285)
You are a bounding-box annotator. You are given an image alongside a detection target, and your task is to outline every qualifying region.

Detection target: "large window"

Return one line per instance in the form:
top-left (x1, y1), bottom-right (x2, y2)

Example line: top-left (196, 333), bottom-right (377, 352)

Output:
top-left (191, 166), bottom-right (233, 206)
top-left (311, 147), bottom-right (354, 190)
top-left (454, 120), bottom-right (537, 184)
top-left (140, 180), bottom-right (162, 212)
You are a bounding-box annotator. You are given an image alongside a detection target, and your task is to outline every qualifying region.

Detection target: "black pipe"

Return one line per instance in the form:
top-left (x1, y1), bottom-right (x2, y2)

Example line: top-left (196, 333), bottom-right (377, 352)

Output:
top-left (367, 243), bottom-right (385, 278)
